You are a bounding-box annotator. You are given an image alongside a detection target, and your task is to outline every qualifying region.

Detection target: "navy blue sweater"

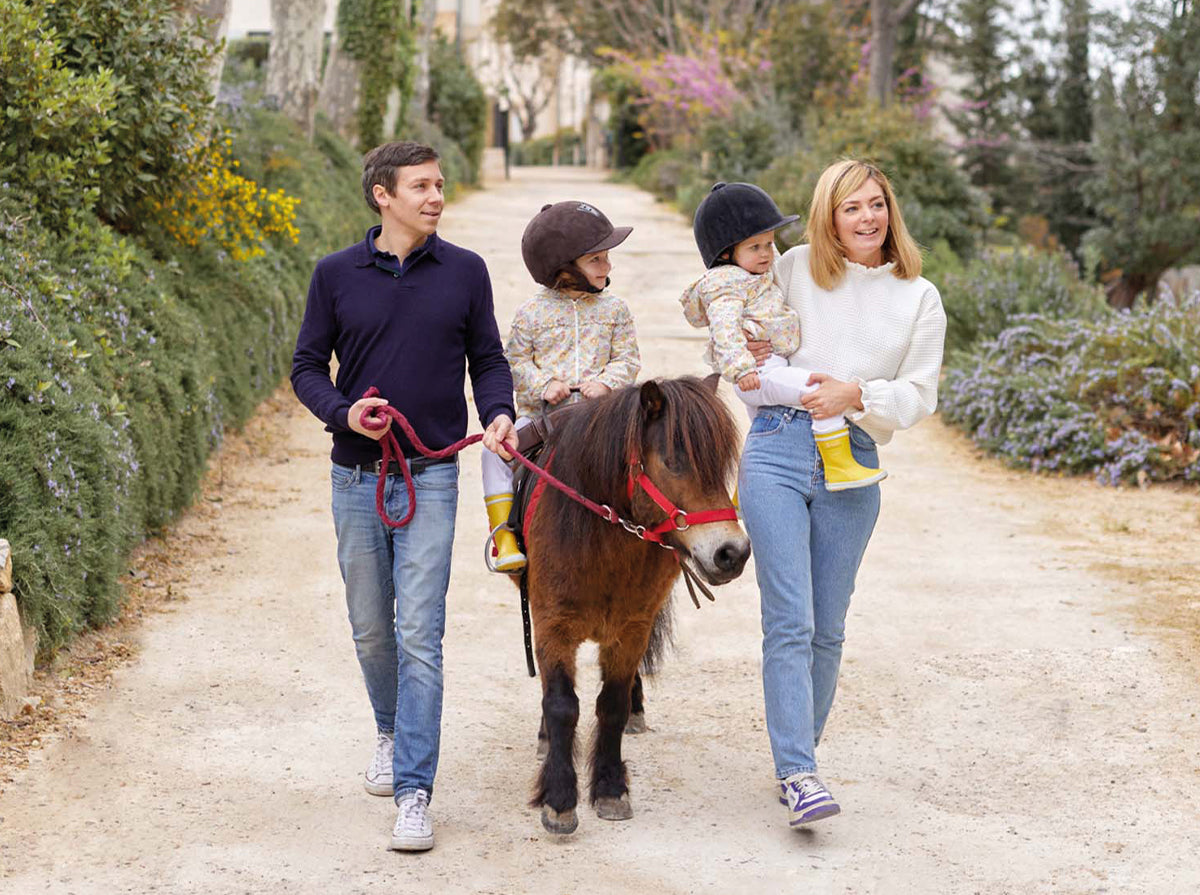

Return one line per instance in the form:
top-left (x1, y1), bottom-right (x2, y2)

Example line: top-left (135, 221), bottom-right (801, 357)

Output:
top-left (291, 227), bottom-right (515, 467)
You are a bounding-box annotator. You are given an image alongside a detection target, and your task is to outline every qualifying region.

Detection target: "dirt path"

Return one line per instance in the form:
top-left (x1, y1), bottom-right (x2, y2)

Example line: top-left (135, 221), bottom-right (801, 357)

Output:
top-left (3, 168), bottom-right (1199, 894)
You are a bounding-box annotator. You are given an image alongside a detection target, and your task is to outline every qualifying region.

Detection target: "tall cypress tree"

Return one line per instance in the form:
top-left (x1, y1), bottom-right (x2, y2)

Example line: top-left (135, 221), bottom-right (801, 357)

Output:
top-left (945, 0), bottom-right (1016, 219)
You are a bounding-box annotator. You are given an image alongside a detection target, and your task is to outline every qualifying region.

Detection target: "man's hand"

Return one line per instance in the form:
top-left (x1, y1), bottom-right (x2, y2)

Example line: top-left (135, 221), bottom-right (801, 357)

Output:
top-left (578, 380), bottom-right (610, 400)
top-left (737, 371), bottom-right (761, 392)
top-left (743, 330), bottom-right (773, 365)
top-left (483, 414), bottom-right (518, 461)
top-left (348, 396), bottom-right (391, 441)
top-left (800, 373), bottom-right (864, 420)
top-left (542, 379), bottom-right (572, 404)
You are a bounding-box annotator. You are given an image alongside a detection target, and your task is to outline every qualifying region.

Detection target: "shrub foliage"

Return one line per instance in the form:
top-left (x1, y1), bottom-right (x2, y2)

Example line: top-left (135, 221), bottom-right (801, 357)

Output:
top-left (0, 107), bottom-right (368, 652)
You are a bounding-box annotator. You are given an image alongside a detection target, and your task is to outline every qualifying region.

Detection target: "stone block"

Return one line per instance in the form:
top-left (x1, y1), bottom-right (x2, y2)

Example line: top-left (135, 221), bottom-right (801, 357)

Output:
top-left (1, 591), bottom-right (37, 720)
top-left (0, 538), bottom-right (10, 593)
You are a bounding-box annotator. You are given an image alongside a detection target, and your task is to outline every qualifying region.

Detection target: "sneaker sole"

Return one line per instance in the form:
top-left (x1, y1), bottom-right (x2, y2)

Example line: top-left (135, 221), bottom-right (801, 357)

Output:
top-left (389, 834), bottom-right (434, 851)
top-left (364, 779), bottom-right (394, 797)
top-left (789, 802), bottom-right (841, 826)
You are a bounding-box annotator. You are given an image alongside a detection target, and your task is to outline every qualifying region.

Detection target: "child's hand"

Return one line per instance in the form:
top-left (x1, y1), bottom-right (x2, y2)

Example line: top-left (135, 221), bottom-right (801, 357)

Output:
top-left (737, 372), bottom-right (761, 392)
top-left (542, 379), bottom-right (572, 404)
top-left (578, 380), bottom-right (610, 400)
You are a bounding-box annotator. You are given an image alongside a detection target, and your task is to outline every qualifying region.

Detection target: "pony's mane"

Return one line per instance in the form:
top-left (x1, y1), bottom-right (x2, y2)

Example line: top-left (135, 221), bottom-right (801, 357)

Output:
top-left (545, 377), bottom-right (740, 536)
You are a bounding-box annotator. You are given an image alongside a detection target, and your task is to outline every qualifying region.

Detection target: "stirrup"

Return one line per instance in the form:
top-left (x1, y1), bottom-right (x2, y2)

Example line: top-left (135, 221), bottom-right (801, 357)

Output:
top-left (484, 522), bottom-right (524, 574)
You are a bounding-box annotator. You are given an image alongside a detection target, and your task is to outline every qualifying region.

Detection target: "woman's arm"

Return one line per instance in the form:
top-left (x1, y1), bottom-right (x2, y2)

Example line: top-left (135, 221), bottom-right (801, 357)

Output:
top-left (847, 287), bottom-right (947, 432)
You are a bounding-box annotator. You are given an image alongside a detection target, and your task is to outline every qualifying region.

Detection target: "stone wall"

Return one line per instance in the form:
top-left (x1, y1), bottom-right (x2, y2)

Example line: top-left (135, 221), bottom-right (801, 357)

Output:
top-left (0, 539), bottom-right (38, 720)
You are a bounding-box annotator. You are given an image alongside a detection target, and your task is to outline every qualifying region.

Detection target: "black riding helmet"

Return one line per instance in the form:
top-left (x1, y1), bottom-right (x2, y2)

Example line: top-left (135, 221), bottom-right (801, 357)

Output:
top-left (521, 201), bottom-right (633, 293)
top-left (692, 182), bottom-right (799, 269)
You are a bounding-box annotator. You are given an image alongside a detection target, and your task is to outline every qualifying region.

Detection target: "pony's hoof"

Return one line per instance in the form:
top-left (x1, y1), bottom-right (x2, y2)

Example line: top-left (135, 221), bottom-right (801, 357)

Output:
top-left (595, 793), bottom-right (633, 821)
top-left (541, 805), bottom-right (578, 835)
top-left (624, 711), bottom-right (648, 734)
top-left (535, 738), bottom-right (549, 761)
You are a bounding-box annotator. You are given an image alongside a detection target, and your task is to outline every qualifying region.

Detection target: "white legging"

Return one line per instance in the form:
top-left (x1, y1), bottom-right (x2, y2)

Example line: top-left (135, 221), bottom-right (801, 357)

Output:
top-left (482, 415), bottom-right (535, 499)
top-left (736, 355), bottom-right (845, 434)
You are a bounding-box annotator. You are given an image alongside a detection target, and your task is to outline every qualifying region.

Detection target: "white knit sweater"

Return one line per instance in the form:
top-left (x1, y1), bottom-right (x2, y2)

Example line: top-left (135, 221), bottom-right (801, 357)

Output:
top-left (776, 245), bottom-right (947, 446)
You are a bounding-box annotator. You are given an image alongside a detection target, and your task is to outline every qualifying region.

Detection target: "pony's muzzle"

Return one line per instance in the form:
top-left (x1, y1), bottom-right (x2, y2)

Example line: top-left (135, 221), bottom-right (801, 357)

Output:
top-left (682, 526), bottom-right (751, 585)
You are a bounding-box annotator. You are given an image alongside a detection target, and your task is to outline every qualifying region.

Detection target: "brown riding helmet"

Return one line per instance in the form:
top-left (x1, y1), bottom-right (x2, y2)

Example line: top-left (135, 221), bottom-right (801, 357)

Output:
top-left (521, 201), bottom-right (633, 289)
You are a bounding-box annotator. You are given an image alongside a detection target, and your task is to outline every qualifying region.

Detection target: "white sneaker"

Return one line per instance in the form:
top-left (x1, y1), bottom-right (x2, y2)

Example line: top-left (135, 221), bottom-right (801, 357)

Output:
top-left (390, 789), bottom-right (434, 851)
top-left (364, 732), bottom-right (394, 796)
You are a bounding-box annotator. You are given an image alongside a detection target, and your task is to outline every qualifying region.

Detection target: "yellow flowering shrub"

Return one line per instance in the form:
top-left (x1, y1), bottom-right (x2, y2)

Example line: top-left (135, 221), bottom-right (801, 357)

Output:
top-left (152, 136), bottom-right (300, 261)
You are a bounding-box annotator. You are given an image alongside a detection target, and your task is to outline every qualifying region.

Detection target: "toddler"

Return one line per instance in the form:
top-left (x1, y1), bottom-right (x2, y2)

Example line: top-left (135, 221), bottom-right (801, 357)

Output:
top-left (482, 201), bottom-right (641, 571)
top-left (681, 182), bottom-right (886, 491)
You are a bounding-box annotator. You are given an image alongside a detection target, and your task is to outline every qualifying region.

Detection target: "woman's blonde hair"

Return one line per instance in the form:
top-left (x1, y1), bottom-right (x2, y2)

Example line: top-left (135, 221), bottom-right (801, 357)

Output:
top-left (805, 159), bottom-right (922, 291)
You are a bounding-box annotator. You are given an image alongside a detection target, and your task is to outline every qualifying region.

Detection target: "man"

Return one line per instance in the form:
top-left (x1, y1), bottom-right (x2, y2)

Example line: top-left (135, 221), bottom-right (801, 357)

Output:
top-left (291, 141), bottom-right (516, 852)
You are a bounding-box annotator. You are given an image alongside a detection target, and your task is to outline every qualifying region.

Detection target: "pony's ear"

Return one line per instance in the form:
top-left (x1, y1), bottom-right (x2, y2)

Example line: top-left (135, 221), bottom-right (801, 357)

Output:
top-left (639, 380), bottom-right (665, 420)
top-left (701, 372), bottom-right (721, 394)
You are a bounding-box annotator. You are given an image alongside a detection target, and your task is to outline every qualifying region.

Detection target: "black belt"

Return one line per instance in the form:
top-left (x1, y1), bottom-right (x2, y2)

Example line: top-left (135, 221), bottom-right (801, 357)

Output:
top-left (367, 455), bottom-right (456, 476)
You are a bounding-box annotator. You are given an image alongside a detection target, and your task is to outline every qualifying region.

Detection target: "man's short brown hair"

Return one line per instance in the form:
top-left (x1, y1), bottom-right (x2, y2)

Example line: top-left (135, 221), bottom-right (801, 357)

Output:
top-left (361, 141), bottom-right (441, 214)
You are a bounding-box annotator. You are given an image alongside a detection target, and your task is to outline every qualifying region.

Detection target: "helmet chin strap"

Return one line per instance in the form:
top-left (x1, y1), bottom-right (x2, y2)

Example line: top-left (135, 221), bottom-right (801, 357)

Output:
top-left (558, 265), bottom-right (608, 294)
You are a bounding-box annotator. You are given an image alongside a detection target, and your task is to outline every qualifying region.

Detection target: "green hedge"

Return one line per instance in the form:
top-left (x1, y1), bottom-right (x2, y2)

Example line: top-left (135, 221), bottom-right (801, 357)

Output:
top-left (510, 129), bottom-right (585, 166)
top-left (0, 109), bottom-right (370, 653)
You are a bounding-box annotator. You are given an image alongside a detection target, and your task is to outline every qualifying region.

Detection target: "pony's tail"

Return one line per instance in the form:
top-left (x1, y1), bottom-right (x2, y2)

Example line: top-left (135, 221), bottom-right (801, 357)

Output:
top-left (639, 600), bottom-right (675, 676)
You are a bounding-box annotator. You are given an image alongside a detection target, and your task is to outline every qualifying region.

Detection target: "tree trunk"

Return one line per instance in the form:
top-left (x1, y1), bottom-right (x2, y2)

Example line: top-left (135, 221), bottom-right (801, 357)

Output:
top-left (1105, 272), bottom-right (1151, 310)
top-left (317, 21), bottom-right (361, 145)
top-left (868, 0), bottom-right (919, 106)
top-left (182, 0), bottom-right (232, 109)
top-left (409, 0), bottom-right (438, 127)
top-left (266, 0), bottom-right (327, 140)
top-left (869, 0), bottom-right (898, 106)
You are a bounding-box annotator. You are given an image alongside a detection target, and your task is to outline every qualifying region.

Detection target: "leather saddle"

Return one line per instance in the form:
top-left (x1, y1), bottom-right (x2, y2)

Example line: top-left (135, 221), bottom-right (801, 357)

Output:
top-left (509, 399), bottom-right (583, 550)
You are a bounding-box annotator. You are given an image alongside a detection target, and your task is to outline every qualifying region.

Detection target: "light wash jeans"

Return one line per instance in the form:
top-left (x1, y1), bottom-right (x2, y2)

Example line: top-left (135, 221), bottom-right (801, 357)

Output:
top-left (330, 460), bottom-right (458, 803)
top-left (738, 407), bottom-right (880, 779)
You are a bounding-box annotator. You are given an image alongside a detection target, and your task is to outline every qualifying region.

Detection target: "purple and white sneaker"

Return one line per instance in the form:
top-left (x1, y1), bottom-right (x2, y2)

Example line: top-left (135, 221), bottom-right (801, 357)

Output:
top-left (779, 773), bottom-right (840, 826)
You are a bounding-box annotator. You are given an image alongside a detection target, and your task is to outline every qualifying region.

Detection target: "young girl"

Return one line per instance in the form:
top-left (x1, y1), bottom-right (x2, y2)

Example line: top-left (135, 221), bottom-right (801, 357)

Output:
top-left (680, 181), bottom-right (886, 491)
top-left (482, 200), bottom-right (641, 571)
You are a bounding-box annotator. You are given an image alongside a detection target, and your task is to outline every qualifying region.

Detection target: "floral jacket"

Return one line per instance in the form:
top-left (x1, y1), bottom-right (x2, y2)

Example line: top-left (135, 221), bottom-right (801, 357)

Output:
top-left (679, 263), bottom-right (801, 383)
top-left (506, 286), bottom-right (641, 418)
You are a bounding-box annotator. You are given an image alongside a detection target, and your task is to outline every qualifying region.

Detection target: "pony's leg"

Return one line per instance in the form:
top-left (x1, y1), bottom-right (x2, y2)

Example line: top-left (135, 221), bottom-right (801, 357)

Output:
top-left (591, 639), bottom-right (646, 820)
top-left (536, 713), bottom-right (549, 761)
top-left (532, 650), bottom-right (580, 834)
top-left (625, 671), bottom-right (648, 734)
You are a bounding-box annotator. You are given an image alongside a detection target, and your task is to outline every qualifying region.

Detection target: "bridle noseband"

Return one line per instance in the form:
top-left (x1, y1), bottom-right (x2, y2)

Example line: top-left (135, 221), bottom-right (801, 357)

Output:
top-left (622, 451), bottom-right (739, 545)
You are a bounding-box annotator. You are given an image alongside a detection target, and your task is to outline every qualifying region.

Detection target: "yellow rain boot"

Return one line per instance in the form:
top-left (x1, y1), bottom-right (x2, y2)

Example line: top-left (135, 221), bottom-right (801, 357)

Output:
top-left (813, 428), bottom-right (888, 492)
top-left (485, 493), bottom-right (526, 573)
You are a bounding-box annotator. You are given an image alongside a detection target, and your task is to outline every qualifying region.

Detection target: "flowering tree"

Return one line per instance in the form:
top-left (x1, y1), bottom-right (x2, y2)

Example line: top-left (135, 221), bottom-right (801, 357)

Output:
top-left (605, 36), bottom-right (758, 150)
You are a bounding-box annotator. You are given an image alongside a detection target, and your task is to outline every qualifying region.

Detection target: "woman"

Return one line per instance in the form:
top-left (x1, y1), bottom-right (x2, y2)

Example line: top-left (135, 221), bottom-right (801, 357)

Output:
top-left (738, 159), bottom-right (946, 827)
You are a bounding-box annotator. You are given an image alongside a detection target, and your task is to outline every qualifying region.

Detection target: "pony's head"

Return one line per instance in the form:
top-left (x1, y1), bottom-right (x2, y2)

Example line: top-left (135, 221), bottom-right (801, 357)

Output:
top-left (554, 374), bottom-right (750, 585)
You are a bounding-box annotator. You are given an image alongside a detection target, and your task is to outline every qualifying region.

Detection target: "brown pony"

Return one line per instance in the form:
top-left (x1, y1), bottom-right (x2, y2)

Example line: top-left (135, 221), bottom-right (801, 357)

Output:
top-left (518, 375), bottom-right (750, 834)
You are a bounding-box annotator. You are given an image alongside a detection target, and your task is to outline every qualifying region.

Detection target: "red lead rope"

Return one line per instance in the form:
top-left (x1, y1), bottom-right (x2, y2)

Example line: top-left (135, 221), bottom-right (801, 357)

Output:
top-left (357, 387), bottom-right (618, 529)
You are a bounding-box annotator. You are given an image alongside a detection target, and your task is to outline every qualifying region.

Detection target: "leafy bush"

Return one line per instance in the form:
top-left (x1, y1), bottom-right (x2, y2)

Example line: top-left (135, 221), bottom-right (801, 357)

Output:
top-left (0, 110), bottom-right (369, 653)
top-left (42, 0), bottom-right (218, 228)
top-left (427, 34), bottom-right (487, 182)
top-left (759, 103), bottom-right (986, 260)
top-left (628, 149), bottom-right (702, 202)
top-left (939, 249), bottom-right (1106, 354)
top-left (510, 130), bottom-right (585, 166)
top-left (151, 133), bottom-right (301, 261)
top-left (0, 0), bottom-right (117, 225)
top-left (940, 291), bottom-right (1200, 485)
top-left (593, 65), bottom-right (649, 169)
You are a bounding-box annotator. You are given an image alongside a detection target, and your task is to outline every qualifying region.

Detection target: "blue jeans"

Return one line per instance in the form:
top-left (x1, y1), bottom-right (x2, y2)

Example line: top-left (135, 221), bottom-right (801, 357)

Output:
top-left (738, 408), bottom-right (880, 779)
top-left (330, 460), bottom-right (458, 803)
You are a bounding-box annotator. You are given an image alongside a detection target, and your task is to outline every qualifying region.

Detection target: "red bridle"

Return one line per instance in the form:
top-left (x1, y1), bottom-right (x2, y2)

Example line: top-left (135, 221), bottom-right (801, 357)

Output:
top-left (623, 451), bottom-right (739, 544)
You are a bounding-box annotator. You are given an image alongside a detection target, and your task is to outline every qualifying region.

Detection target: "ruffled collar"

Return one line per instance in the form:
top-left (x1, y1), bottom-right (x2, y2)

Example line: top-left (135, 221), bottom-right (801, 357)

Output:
top-left (844, 257), bottom-right (896, 278)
